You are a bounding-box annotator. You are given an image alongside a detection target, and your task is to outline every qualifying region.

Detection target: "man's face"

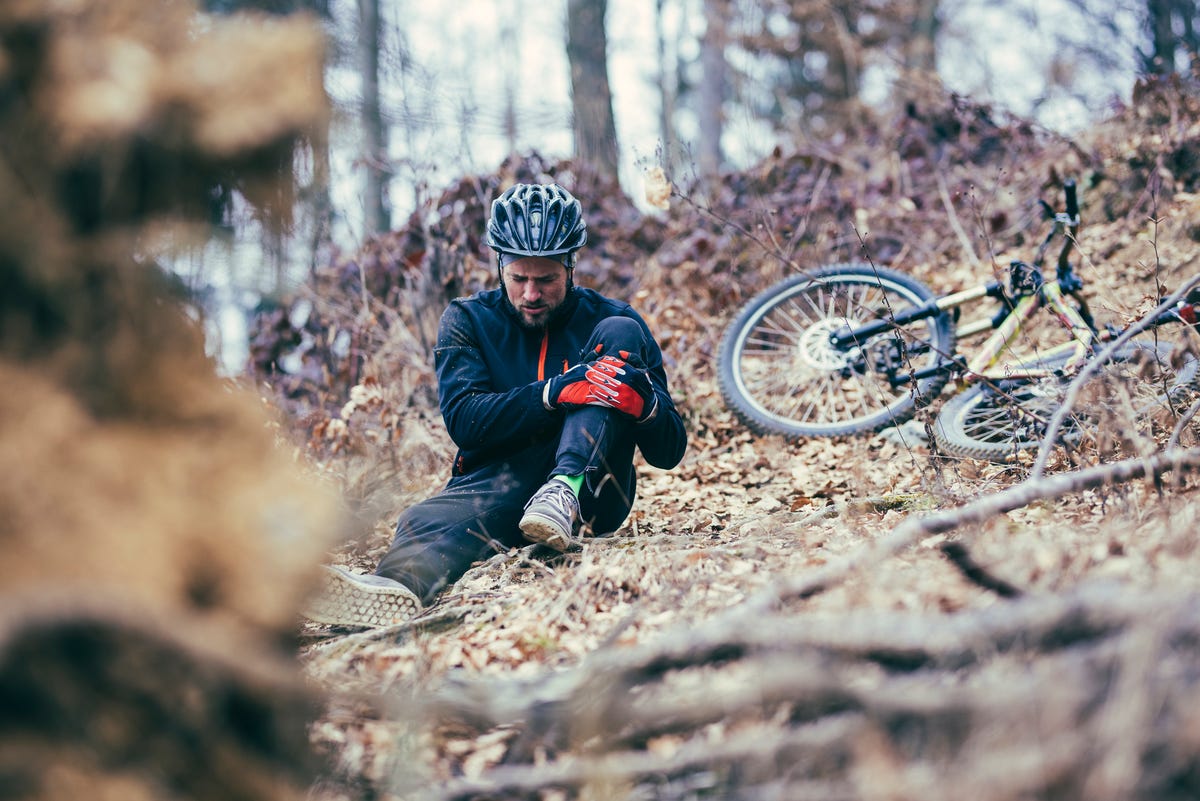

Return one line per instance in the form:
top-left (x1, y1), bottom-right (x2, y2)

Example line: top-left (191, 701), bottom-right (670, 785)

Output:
top-left (501, 256), bottom-right (571, 329)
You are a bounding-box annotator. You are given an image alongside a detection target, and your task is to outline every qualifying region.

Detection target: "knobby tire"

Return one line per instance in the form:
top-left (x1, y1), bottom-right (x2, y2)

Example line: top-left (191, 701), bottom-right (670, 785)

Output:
top-left (933, 340), bottom-right (1200, 461)
top-left (717, 264), bottom-right (957, 439)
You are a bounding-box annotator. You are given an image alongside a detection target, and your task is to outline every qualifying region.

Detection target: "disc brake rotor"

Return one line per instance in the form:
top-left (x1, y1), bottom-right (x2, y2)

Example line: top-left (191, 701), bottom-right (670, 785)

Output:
top-left (796, 318), bottom-right (856, 370)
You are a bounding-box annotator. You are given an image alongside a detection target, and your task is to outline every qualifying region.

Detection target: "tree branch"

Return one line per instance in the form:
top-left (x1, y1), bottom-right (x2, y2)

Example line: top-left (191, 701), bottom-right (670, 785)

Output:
top-left (755, 446), bottom-right (1200, 610)
top-left (1031, 273), bottom-right (1200, 478)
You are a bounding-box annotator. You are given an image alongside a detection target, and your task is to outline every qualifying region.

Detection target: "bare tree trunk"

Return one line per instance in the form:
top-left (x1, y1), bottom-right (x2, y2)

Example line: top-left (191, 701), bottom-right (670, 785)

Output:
top-left (1183, 0), bottom-right (1200, 63)
top-left (655, 0), bottom-right (676, 168)
top-left (823, 6), bottom-right (860, 103)
top-left (697, 0), bottom-right (726, 179)
top-left (308, 138), bottom-right (333, 273)
top-left (906, 0), bottom-right (940, 72)
top-left (266, 216), bottom-right (286, 297)
top-left (1146, 0), bottom-right (1176, 73)
top-left (1142, 0), bottom-right (1200, 74)
top-left (500, 11), bottom-right (519, 155)
top-left (359, 0), bottom-right (389, 236)
top-left (567, 0), bottom-right (620, 183)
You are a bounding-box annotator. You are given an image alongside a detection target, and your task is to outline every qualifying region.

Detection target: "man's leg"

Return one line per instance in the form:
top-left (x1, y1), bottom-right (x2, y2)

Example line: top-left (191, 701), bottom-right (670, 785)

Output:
top-left (520, 317), bottom-right (647, 549)
top-left (375, 467), bottom-right (533, 604)
top-left (304, 461), bottom-right (546, 628)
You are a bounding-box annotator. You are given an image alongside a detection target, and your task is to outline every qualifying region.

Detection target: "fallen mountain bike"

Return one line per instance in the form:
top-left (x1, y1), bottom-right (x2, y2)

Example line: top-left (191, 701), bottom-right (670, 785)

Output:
top-left (717, 180), bottom-right (1200, 461)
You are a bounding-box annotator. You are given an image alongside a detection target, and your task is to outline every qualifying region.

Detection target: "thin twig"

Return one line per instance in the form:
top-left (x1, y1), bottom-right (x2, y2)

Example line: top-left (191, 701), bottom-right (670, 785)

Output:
top-left (751, 447), bottom-right (1200, 611)
top-left (939, 540), bottom-right (1024, 598)
top-left (1168, 395), bottom-right (1200, 450)
top-left (1031, 274), bottom-right (1200, 479)
top-left (937, 171), bottom-right (981, 267)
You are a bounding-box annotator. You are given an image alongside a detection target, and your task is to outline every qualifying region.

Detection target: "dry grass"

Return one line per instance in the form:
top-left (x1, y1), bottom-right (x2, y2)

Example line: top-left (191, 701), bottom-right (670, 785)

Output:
top-left (291, 81), bottom-right (1200, 799)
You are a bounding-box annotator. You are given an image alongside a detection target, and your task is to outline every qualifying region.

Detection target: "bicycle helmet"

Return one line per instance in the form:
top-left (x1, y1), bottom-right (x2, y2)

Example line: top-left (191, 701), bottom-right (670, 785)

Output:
top-left (486, 183), bottom-right (588, 260)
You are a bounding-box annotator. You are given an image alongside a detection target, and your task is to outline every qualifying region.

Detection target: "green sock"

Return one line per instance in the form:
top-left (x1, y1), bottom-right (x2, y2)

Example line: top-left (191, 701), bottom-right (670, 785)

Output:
top-left (551, 474), bottom-right (583, 495)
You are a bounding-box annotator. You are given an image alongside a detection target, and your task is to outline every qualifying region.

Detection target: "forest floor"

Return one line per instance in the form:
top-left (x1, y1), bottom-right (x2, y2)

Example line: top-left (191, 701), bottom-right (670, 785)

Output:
top-left (22, 6), bottom-right (1200, 799)
top-left (279, 86), bottom-right (1200, 800)
top-left (300, 374), bottom-right (1200, 799)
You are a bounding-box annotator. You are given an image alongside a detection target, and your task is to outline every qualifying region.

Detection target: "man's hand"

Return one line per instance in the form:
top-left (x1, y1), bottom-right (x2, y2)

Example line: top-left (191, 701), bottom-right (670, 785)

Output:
top-left (543, 362), bottom-right (592, 410)
top-left (583, 351), bottom-right (658, 422)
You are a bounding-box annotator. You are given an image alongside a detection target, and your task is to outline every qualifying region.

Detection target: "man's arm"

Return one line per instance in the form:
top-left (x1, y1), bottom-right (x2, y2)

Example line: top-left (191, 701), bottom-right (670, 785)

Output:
top-left (434, 303), bottom-right (556, 452)
top-left (625, 313), bottom-right (687, 469)
top-left (634, 360), bottom-right (687, 469)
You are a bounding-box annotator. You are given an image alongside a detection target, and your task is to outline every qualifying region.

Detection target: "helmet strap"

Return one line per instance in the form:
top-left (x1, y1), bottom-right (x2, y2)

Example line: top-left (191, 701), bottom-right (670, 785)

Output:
top-left (498, 261), bottom-right (576, 322)
top-left (497, 251), bottom-right (575, 269)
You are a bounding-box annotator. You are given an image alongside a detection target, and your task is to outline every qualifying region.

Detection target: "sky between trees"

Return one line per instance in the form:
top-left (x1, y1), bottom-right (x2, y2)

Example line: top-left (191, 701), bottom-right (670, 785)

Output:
top-left (191, 0), bottom-right (1172, 370)
top-left (325, 0), bottom-right (1145, 239)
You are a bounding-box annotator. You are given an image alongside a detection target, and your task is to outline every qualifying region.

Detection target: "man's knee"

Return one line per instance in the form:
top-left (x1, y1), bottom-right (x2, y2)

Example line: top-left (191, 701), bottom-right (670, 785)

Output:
top-left (588, 317), bottom-right (648, 357)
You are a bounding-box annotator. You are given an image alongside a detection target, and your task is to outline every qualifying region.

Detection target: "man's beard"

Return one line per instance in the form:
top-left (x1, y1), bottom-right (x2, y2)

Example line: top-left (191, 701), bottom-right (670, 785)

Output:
top-left (502, 277), bottom-right (574, 331)
top-left (514, 301), bottom-right (563, 331)
top-left (517, 312), bottom-right (549, 331)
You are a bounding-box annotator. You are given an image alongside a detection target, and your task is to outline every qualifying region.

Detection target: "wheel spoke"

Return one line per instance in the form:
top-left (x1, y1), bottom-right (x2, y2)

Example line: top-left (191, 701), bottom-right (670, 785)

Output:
top-left (719, 266), bottom-right (955, 438)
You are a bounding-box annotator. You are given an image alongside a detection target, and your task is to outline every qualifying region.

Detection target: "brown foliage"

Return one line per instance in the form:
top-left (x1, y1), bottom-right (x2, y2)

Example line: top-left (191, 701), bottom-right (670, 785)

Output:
top-left (292, 77), bottom-right (1200, 800)
top-left (0, 2), bottom-right (338, 800)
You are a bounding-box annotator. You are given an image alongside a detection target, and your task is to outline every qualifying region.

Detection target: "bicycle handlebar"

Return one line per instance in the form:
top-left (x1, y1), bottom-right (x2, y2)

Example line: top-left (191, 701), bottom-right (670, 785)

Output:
top-left (1064, 179), bottom-right (1078, 222)
top-left (1053, 179), bottom-right (1081, 277)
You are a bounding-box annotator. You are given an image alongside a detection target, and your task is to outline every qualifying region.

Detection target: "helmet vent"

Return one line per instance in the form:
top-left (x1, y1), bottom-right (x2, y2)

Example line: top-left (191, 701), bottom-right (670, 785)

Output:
top-left (486, 183), bottom-right (587, 258)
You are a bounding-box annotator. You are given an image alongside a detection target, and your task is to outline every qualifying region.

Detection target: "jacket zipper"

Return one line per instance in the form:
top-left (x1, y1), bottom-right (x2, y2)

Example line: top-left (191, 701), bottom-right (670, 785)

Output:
top-left (538, 331), bottom-right (549, 381)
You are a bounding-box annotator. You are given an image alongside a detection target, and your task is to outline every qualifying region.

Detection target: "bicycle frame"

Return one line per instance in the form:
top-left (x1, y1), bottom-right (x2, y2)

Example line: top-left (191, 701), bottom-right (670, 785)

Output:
top-left (829, 180), bottom-right (1095, 391)
top-left (939, 276), bottom-right (1097, 386)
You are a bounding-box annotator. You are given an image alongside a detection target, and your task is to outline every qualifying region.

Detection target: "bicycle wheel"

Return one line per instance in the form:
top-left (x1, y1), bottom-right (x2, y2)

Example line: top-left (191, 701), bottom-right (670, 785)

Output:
top-left (933, 339), bottom-right (1199, 461)
top-left (717, 263), bottom-right (957, 438)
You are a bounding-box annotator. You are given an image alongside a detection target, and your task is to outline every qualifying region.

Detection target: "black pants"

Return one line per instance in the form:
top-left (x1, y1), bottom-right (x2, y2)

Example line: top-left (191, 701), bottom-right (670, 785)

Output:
top-left (375, 317), bottom-right (648, 604)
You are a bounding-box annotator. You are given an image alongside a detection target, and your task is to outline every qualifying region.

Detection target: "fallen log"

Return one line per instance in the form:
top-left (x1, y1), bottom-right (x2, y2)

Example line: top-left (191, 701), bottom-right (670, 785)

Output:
top-left (423, 586), bottom-right (1200, 801)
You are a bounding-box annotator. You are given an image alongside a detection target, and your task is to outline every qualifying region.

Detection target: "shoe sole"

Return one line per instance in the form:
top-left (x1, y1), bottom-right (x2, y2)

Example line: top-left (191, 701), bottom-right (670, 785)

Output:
top-left (303, 567), bottom-right (421, 628)
top-left (519, 512), bottom-right (577, 552)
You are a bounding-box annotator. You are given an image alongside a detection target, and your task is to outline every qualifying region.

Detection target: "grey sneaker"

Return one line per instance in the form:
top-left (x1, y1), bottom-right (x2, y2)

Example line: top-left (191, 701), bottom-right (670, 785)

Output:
top-left (519, 479), bottom-right (581, 552)
top-left (303, 566), bottom-right (422, 628)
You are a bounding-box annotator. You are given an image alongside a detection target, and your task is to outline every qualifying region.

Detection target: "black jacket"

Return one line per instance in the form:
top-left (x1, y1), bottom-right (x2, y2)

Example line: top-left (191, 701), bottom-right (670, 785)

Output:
top-left (434, 285), bottom-right (687, 477)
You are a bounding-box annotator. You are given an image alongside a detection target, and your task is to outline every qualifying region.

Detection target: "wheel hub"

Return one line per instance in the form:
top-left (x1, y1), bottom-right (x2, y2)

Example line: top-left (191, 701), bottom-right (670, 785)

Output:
top-left (797, 318), bottom-right (856, 370)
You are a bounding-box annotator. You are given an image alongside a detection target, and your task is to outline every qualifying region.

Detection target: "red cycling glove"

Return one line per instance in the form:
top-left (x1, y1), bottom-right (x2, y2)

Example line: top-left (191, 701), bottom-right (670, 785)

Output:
top-left (543, 362), bottom-right (592, 410)
top-left (583, 351), bottom-right (658, 422)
